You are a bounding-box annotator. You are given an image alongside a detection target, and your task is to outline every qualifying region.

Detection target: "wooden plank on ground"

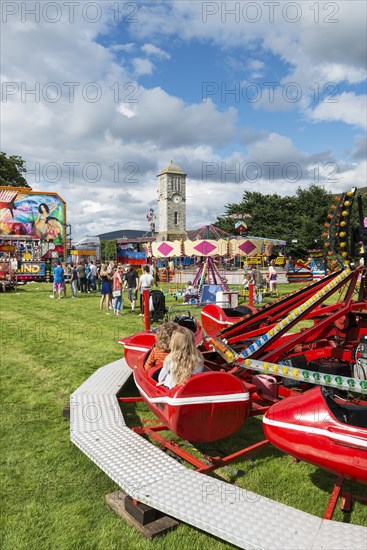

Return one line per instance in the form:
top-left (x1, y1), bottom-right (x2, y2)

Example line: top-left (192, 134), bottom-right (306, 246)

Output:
top-left (106, 490), bottom-right (179, 539)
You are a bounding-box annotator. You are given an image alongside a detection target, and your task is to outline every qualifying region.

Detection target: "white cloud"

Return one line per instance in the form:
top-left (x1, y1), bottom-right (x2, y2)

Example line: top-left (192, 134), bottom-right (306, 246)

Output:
top-left (117, 104), bottom-right (137, 118)
top-left (110, 43), bottom-right (136, 53)
top-left (247, 59), bottom-right (265, 77)
top-left (141, 43), bottom-right (170, 59)
top-left (131, 45), bottom-right (170, 77)
top-left (1, 1), bottom-right (366, 239)
top-left (317, 63), bottom-right (366, 85)
top-left (333, 160), bottom-right (367, 191)
top-left (109, 89), bottom-right (237, 148)
top-left (308, 92), bottom-right (367, 129)
top-left (133, 1), bottom-right (367, 115)
top-left (132, 57), bottom-right (154, 76)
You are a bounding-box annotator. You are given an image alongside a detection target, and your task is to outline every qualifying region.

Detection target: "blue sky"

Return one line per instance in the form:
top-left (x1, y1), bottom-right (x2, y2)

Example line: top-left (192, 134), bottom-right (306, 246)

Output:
top-left (2, 1), bottom-right (366, 238)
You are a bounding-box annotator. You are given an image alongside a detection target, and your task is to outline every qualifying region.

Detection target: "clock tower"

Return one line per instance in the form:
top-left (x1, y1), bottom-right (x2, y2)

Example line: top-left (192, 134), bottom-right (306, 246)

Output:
top-left (156, 161), bottom-right (187, 242)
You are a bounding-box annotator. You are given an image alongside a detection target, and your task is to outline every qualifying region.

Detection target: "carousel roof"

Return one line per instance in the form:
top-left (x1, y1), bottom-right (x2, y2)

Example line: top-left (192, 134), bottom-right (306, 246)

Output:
top-left (186, 224), bottom-right (233, 240)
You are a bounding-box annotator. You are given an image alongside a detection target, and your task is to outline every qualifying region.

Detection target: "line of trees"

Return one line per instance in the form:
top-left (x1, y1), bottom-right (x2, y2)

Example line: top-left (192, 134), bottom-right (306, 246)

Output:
top-left (215, 185), bottom-right (366, 258)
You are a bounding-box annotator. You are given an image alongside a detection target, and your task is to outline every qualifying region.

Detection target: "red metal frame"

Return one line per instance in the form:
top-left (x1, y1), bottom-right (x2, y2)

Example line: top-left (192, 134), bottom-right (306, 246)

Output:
top-left (119, 245), bottom-right (366, 516)
top-left (324, 475), bottom-right (367, 520)
top-left (209, 268), bottom-right (367, 367)
top-left (131, 422), bottom-right (269, 474)
top-left (143, 289), bottom-right (150, 330)
top-left (248, 283), bottom-right (254, 307)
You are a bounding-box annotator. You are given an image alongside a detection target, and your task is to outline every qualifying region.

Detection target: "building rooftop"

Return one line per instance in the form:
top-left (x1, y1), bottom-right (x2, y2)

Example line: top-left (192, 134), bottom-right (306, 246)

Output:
top-left (98, 229), bottom-right (153, 241)
top-left (158, 161), bottom-right (186, 176)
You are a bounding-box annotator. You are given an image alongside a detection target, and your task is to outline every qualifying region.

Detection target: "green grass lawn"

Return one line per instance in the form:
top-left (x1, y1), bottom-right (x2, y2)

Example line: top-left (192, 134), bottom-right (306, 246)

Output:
top-left (1, 282), bottom-right (366, 550)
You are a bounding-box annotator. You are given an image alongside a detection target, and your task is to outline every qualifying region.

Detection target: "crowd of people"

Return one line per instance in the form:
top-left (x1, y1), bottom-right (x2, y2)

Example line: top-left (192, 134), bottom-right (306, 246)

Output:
top-left (50, 260), bottom-right (155, 316)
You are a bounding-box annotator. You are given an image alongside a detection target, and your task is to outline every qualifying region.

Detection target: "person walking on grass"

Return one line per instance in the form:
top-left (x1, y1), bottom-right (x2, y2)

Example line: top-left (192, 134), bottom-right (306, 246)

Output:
top-left (70, 264), bottom-right (78, 298)
top-left (62, 262), bottom-right (67, 298)
top-left (89, 260), bottom-right (97, 291)
top-left (112, 266), bottom-right (124, 316)
top-left (139, 264), bottom-right (154, 316)
top-left (50, 260), bottom-right (64, 299)
top-left (85, 262), bottom-right (91, 293)
top-left (268, 260), bottom-right (278, 297)
top-left (76, 261), bottom-right (87, 294)
top-left (96, 262), bottom-right (102, 292)
top-left (123, 265), bottom-right (139, 312)
top-left (99, 263), bottom-right (112, 313)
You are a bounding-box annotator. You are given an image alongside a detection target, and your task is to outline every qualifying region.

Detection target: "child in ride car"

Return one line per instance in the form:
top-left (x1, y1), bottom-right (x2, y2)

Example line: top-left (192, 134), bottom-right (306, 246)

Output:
top-left (144, 321), bottom-right (178, 371)
top-left (157, 326), bottom-right (204, 389)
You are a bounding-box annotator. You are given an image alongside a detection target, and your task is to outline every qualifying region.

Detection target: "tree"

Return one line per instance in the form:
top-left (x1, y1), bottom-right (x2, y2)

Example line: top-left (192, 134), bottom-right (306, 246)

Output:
top-left (0, 152), bottom-right (31, 188)
top-left (216, 190), bottom-right (297, 241)
top-left (101, 240), bottom-right (116, 262)
top-left (215, 185), bottom-right (334, 257)
top-left (293, 184), bottom-right (334, 254)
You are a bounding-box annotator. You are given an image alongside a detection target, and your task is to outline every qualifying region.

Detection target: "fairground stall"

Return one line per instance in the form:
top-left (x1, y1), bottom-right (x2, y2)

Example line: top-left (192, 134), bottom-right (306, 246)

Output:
top-left (0, 186), bottom-right (67, 282)
top-left (116, 236), bottom-right (155, 271)
top-left (69, 236), bottom-right (101, 264)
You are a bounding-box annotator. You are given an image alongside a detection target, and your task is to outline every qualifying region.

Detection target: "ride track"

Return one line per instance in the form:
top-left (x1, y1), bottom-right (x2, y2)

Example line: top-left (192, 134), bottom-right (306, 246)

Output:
top-left (70, 359), bottom-right (367, 550)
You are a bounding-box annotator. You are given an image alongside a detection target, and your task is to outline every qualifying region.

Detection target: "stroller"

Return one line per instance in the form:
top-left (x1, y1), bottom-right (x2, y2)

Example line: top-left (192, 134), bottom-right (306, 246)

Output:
top-left (149, 289), bottom-right (168, 323)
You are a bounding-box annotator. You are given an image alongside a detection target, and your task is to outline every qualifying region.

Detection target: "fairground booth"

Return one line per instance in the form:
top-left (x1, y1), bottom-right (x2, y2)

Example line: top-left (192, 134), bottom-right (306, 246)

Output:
top-left (0, 186), bottom-right (67, 282)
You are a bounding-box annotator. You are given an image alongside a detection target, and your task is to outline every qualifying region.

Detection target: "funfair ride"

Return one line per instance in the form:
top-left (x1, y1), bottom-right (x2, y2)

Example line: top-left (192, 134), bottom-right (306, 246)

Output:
top-left (72, 188), bottom-right (366, 547)
top-left (119, 188), bottom-right (367, 509)
top-left (206, 188), bottom-right (367, 514)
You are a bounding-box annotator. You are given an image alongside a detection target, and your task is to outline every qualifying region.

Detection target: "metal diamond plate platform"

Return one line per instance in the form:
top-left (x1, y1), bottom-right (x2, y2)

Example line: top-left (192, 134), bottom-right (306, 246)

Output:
top-left (136, 472), bottom-right (320, 550)
top-left (71, 358), bottom-right (130, 396)
top-left (70, 393), bottom-right (127, 431)
top-left (71, 359), bottom-right (367, 549)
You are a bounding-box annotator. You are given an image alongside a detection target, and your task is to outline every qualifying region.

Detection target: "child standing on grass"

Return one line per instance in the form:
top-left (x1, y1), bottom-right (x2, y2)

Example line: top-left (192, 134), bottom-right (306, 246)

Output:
top-left (144, 321), bottom-right (178, 371)
top-left (157, 326), bottom-right (204, 389)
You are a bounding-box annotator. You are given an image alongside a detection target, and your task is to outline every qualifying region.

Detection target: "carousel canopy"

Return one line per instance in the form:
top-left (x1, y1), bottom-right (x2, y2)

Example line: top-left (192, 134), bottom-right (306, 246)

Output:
top-left (187, 224), bottom-right (232, 241)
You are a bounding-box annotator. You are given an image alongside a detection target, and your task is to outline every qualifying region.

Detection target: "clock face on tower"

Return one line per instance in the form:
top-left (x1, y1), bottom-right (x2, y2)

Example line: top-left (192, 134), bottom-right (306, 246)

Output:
top-left (172, 194), bottom-right (181, 203)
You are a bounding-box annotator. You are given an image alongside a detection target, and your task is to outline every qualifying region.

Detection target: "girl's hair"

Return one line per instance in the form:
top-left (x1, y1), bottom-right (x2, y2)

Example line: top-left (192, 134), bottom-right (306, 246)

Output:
top-left (169, 326), bottom-right (203, 386)
top-left (100, 263), bottom-right (108, 276)
top-left (155, 321), bottom-right (178, 352)
top-left (38, 203), bottom-right (49, 213)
